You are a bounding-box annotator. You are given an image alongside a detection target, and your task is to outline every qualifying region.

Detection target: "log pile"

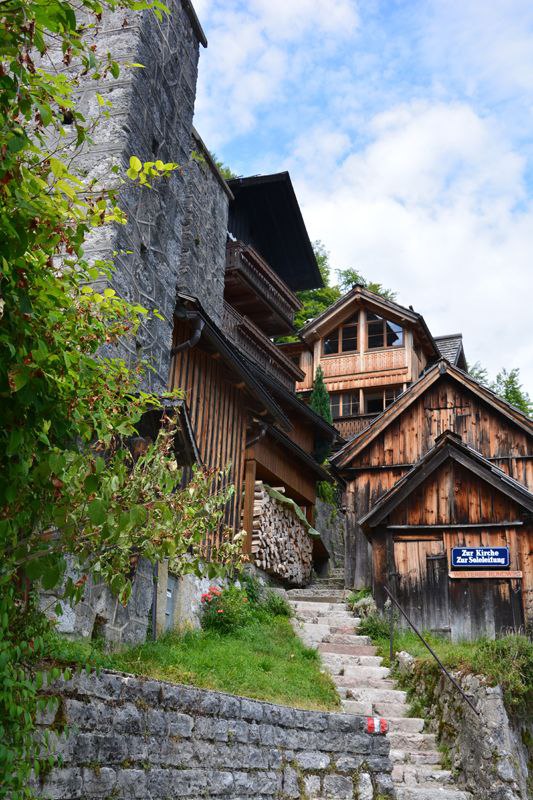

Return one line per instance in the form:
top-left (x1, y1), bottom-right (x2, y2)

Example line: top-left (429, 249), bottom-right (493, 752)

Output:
top-left (250, 481), bottom-right (314, 586)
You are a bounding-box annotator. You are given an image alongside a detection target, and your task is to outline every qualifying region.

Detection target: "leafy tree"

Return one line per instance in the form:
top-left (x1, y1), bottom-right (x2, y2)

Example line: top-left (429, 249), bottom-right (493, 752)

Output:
top-left (309, 366), bottom-right (333, 425)
top-left (0, 1), bottom-right (242, 794)
top-left (338, 267), bottom-right (397, 301)
top-left (468, 363), bottom-right (532, 417)
top-left (492, 368), bottom-right (532, 416)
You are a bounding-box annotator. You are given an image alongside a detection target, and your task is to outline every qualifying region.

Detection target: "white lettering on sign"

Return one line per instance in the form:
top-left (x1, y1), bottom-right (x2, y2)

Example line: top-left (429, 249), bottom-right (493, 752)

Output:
top-left (451, 546), bottom-right (510, 569)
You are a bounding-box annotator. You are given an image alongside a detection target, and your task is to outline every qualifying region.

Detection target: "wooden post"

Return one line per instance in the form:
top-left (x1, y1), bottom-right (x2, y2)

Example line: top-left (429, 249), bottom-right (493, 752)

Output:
top-left (242, 458), bottom-right (257, 555)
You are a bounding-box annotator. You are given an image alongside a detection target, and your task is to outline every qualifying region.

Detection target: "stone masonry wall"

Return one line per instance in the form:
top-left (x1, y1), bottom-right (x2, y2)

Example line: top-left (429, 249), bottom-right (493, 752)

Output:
top-left (36, 671), bottom-right (393, 799)
top-left (178, 131), bottom-right (231, 326)
top-left (62, 1), bottom-right (207, 393)
top-left (315, 500), bottom-right (346, 574)
top-left (398, 653), bottom-right (532, 800)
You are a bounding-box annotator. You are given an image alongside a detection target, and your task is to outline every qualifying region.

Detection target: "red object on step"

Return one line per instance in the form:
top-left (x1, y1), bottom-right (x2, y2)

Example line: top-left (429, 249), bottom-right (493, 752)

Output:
top-left (366, 716), bottom-right (388, 735)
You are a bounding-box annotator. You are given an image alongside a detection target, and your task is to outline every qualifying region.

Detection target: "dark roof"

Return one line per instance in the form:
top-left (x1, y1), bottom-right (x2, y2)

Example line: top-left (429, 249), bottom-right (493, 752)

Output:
top-left (434, 333), bottom-right (466, 368)
top-left (298, 284), bottom-right (440, 358)
top-left (332, 359), bottom-right (533, 469)
top-left (360, 430), bottom-right (533, 529)
top-left (133, 398), bottom-right (201, 467)
top-left (182, 0), bottom-right (208, 47)
top-left (227, 172), bottom-right (323, 292)
top-left (175, 293), bottom-right (292, 431)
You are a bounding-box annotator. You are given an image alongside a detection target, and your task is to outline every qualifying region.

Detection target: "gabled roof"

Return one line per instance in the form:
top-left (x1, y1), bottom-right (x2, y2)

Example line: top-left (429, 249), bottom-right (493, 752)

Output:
top-left (298, 284), bottom-right (440, 357)
top-left (360, 430), bottom-right (533, 529)
top-left (227, 172), bottom-right (323, 291)
top-left (434, 333), bottom-right (467, 370)
top-left (332, 360), bottom-right (533, 469)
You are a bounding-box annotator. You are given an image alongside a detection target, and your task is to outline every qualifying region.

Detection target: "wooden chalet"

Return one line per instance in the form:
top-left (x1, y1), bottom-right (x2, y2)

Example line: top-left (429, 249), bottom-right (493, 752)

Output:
top-left (170, 171), bottom-right (339, 563)
top-left (279, 285), bottom-right (467, 439)
top-left (331, 360), bottom-right (533, 639)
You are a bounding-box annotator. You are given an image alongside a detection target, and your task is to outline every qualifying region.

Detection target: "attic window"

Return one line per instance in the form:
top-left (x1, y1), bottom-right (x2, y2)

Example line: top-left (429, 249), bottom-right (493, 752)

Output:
top-left (367, 313), bottom-right (403, 349)
top-left (323, 318), bottom-right (358, 355)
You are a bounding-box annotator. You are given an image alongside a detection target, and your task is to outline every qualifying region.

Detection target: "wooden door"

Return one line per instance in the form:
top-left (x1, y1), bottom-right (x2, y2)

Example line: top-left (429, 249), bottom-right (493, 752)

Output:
top-left (448, 578), bottom-right (524, 641)
top-left (392, 535), bottom-right (451, 635)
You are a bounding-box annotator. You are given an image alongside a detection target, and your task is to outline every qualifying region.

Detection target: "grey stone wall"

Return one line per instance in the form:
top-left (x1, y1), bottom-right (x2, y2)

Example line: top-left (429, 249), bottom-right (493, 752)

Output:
top-left (178, 131), bottom-right (231, 326)
top-left (36, 671), bottom-right (393, 799)
top-left (66, 1), bottom-right (205, 393)
top-left (398, 652), bottom-right (532, 800)
top-left (315, 500), bottom-right (346, 573)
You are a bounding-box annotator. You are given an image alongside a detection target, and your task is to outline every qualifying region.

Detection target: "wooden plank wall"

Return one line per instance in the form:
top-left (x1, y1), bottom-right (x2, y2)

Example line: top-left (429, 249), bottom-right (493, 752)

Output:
top-left (170, 321), bottom-right (248, 541)
top-left (345, 377), bottom-right (533, 588)
top-left (370, 459), bottom-right (533, 637)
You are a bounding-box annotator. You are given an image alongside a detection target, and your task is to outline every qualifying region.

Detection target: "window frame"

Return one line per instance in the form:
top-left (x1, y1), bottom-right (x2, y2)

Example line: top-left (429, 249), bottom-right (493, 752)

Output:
top-left (363, 385), bottom-right (403, 414)
top-left (366, 313), bottom-right (404, 351)
top-left (322, 317), bottom-right (359, 356)
top-left (329, 391), bottom-right (361, 419)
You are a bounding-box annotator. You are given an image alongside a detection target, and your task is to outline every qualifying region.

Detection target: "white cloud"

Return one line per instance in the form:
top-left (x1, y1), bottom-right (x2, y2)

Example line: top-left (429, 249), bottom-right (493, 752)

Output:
top-left (294, 102), bottom-right (533, 385)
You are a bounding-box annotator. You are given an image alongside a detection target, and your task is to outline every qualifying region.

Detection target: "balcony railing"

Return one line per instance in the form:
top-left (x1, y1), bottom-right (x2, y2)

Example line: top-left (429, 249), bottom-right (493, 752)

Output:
top-left (223, 302), bottom-right (304, 390)
top-left (225, 241), bottom-right (301, 332)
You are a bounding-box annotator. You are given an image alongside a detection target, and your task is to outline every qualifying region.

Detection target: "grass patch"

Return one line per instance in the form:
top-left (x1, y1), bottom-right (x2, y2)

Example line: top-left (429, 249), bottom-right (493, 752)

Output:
top-left (359, 614), bottom-right (533, 717)
top-left (43, 615), bottom-right (340, 711)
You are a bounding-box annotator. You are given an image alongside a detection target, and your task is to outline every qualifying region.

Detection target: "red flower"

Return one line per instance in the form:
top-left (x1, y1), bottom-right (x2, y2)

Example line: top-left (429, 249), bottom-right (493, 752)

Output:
top-left (217, 609), bottom-right (224, 614)
top-left (210, 586), bottom-right (221, 596)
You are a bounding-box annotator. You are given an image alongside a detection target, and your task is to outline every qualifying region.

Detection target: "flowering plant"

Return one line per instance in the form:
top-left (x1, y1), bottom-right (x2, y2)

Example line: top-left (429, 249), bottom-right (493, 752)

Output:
top-left (201, 584), bottom-right (251, 633)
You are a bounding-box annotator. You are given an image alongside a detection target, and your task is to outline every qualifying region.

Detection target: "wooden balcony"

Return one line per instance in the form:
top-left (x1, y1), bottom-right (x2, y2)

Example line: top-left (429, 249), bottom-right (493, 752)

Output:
top-left (334, 414), bottom-right (380, 439)
top-left (225, 241), bottom-right (301, 336)
top-left (223, 302), bottom-right (304, 390)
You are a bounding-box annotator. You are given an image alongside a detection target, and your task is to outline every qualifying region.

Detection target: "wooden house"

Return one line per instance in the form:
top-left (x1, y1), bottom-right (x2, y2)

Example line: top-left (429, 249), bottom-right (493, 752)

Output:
top-left (170, 168), bottom-right (338, 563)
top-left (331, 360), bottom-right (533, 638)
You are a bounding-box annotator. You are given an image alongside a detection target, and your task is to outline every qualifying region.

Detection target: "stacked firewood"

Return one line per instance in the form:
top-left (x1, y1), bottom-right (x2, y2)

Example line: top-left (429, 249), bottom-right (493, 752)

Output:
top-left (250, 481), bottom-right (313, 586)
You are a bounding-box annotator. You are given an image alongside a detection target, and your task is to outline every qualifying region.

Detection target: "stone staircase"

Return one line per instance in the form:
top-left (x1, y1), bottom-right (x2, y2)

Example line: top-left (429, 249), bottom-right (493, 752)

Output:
top-left (287, 586), bottom-right (472, 800)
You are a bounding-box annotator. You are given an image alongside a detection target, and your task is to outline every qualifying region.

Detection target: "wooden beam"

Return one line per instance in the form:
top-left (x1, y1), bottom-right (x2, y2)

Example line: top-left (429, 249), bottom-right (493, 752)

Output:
top-left (387, 522), bottom-right (524, 530)
top-left (242, 458), bottom-right (257, 555)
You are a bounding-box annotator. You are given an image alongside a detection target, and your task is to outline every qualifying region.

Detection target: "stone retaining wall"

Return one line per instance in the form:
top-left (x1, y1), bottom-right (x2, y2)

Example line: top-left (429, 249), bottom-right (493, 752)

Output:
top-left (398, 652), bottom-right (532, 800)
top-left (36, 671), bottom-right (393, 799)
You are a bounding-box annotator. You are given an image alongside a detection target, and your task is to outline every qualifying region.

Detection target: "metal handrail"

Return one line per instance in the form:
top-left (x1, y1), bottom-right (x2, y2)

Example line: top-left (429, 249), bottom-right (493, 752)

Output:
top-left (383, 584), bottom-right (480, 716)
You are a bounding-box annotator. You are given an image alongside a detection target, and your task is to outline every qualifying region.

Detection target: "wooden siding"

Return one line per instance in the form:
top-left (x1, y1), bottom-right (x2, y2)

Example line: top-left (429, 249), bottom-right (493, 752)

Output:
top-left (335, 415), bottom-right (380, 439)
top-left (370, 459), bottom-right (532, 639)
top-left (170, 321), bottom-right (248, 539)
top-left (345, 377), bottom-right (533, 589)
top-left (247, 435), bottom-right (316, 506)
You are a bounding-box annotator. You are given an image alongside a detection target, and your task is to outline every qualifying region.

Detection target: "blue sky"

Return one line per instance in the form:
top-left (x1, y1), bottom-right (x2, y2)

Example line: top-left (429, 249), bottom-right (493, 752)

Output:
top-left (193, 0), bottom-right (533, 391)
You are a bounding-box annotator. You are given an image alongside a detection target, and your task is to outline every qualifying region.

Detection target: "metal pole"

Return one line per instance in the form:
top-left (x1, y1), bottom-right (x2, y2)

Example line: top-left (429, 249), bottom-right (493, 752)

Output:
top-left (389, 600), bottom-right (394, 665)
top-left (383, 584), bottom-right (479, 716)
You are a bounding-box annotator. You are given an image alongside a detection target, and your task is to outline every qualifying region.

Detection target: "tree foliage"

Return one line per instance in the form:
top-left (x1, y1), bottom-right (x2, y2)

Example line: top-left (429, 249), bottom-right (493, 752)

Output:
top-left (289, 241), bottom-right (396, 335)
top-left (468, 363), bottom-right (532, 417)
top-left (0, 1), bottom-right (243, 794)
top-left (309, 366), bottom-right (332, 425)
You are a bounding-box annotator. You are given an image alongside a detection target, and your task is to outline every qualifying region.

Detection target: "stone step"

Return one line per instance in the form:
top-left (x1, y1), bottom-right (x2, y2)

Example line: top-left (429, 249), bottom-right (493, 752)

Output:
top-left (286, 591), bottom-right (348, 603)
top-left (388, 732), bottom-right (438, 752)
top-left (392, 764), bottom-right (454, 785)
top-left (324, 634), bottom-right (374, 648)
top-left (343, 687), bottom-right (407, 705)
top-left (394, 787), bottom-right (471, 800)
top-left (320, 651), bottom-right (383, 668)
top-left (387, 717), bottom-right (425, 733)
top-left (342, 664), bottom-right (391, 680)
top-left (391, 750), bottom-right (442, 766)
top-left (290, 600), bottom-right (348, 612)
top-left (335, 676), bottom-right (397, 690)
top-left (373, 701), bottom-right (409, 718)
top-left (318, 643), bottom-right (380, 658)
top-left (341, 699), bottom-right (373, 715)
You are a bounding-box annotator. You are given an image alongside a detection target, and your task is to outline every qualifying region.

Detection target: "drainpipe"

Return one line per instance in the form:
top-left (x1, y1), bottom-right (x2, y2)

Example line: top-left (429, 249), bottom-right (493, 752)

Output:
top-left (171, 315), bottom-right (205, 355)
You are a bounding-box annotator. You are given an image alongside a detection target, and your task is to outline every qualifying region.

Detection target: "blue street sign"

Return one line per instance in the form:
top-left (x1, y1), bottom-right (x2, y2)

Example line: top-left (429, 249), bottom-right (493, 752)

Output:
top-left (451, 546), bottom-right (510, 569)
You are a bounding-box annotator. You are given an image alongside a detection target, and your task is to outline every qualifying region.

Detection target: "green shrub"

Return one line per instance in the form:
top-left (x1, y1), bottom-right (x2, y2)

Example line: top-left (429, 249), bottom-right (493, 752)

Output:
top-left (261, 590), bottom-right (292, 618)
top-left (358, 611), bottom-right (391, 640)
top-left (239, 572), bottom-right (262, 605)
top-left (201, 585), bottom-right (251, 634)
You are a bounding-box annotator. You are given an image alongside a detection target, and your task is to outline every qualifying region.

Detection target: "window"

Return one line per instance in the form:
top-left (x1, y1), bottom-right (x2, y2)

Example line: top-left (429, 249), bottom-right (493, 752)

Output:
top-left (330, 393), bottom-right (341, 419)
top-left (330, 392), bottom-right (360, 419)
top-left (367, 313), bottom-right (404, 349)
top-left (364, 386), bottom-right (402, 414)
top-left (323, 318), bottom-right (358, 355)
